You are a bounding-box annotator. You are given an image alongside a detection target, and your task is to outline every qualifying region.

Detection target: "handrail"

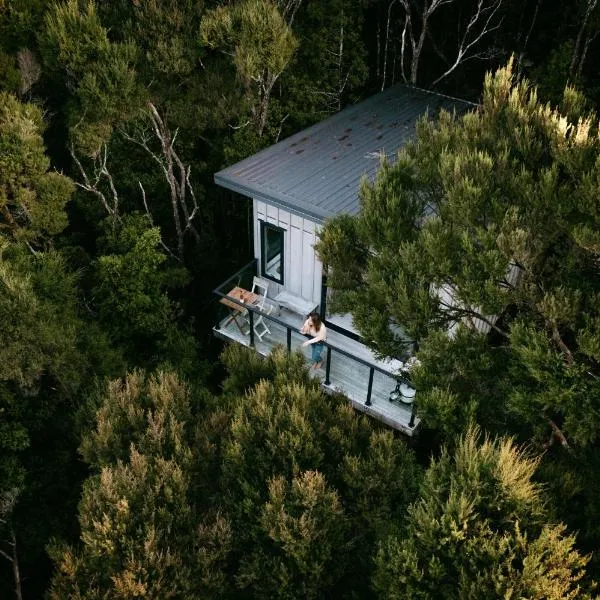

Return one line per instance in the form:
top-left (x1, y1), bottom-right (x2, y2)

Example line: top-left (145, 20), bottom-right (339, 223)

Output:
top-left (214, 284), bottom-right (410, 381)
top-left (212, 258), bottom-right (258, 296)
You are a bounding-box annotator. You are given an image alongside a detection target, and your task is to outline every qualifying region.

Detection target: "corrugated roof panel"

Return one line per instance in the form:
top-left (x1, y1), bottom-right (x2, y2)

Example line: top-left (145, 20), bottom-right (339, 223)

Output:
top-left (215, 85), bottom-right (474, 223)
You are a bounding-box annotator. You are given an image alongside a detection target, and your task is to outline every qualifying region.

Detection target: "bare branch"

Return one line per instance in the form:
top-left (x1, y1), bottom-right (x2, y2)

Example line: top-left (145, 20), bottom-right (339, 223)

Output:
top-left (432, 0), bottom-right (503, 86)
top-left (522, 0), bottom-right (543, 55)
top-left (138, 182), bottom-right (181, 262)
top-left (123, 104), bottom-right (202, 259)
top-left (438, 297), bottom-right (509, 338)
top-left (228, 120), bottom-right (251, 130)
top-left (277, 0), bottom-right (303, 27)
top-left (549, 322), bottom-right (575, 366)
top-left (69, 144), bottom-right (120, 222)
top-left (0, 549), bottom-right (11, 563)
top-left (543, 419), bottom-right (570, 449)
top-left (274, 113), bottom-right (290, 143)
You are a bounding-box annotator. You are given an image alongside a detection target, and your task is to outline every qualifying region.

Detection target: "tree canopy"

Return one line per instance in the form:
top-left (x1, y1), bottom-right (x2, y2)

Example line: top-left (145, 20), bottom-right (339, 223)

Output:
top-left (317, 59), bottom-right (600, 449)
top-left (3, 0), bottom-right (600, 596)
top-left (374, 426), bottom-right (594, 599)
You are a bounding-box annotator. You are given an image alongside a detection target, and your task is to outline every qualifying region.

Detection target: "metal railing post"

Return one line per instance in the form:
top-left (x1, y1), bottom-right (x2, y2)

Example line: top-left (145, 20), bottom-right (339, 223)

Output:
top-left (249, 311), bottom-right (255, 347)
top-left (365, 367), bottom-right (374, 406)
top-left (324, 347), bottom-right (332, 385)
top-left (287, 327), bottom-right (292, 351)
top-left (409, 401), bottom-right (416, 428)
top-left (320, 270), bottom-right (328, 320)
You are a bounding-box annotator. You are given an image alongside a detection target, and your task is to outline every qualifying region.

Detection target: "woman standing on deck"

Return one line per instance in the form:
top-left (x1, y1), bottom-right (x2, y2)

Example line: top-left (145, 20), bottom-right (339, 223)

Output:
top-left (300, 312), bottom-right (327, 369)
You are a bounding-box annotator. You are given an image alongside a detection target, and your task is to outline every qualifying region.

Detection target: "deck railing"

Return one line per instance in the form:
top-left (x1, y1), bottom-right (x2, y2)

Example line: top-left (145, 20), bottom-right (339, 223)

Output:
top-left (213, 259), bottom-right (416, 428)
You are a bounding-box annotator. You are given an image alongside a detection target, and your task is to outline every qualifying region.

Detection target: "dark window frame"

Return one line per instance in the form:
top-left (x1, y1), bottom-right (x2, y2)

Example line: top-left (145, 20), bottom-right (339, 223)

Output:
top-left (260, 220), bottom-right (285, 284)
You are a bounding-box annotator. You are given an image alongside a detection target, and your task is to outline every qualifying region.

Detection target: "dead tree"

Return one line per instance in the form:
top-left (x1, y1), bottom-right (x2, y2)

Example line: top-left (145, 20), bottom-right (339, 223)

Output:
top-left (70, 138), bottom-right (187, 261)
top-left (17, 48), bottom-right (41, 98)
top-left (381, 0), bottom-right (504, 87)
top-left (70, 142), bottom-right (121, 222)
top-left (277, 0), bottom-right (303, 27)
top-left (312, 9), bottom-right (352, 112)
top-left (431, 0), bottom-right (504, 86)
top-left (570, 0), bottom-right (599, 79)
top-left (122, 103), bottom-right (200, 260)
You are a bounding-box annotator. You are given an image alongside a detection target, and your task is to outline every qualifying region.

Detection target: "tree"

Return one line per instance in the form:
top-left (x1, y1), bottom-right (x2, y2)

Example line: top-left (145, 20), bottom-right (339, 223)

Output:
top-left (569, 0), bottom-right (600, 80)
top-left (49, 370), bottom-right (232, 599)
top-left (373, 0), bottom-right (504, 88)
top-left (0, 239), bottom-right (118, 597)
top-left (281, 0), bottom-right (369, 118)
top-left (238, 470), bottom-right (347, 600)
top-left (219, 345), bottom-right (421, 598)
top-left (90, 213), bottom-right (198, 374)
top-left (40, 0), bottom-right (143, 156)
top-left (0, 92), bottom-right (73, 242)
top-left (0, 488), bottom-right (23, 600)
top-left (374, 426), bottom-right (595, 599)
top-left (0, 242), bottom-right (83, 392)
top-left (121, 103), bottom-right (202, 260)
top-left (200, 0), bottom-right (298, 136)
top-left (317, 59), bottom-right (600, 447)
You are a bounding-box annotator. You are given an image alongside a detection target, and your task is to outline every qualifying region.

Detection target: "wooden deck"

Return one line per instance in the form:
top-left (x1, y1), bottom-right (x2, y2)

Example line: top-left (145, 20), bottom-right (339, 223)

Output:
top-left (213, 306), bottom-right (419, 436)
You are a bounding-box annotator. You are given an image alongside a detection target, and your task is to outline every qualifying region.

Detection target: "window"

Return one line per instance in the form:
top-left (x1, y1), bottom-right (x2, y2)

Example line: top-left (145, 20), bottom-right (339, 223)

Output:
top-left (260, 221), bottom-right (284, 284)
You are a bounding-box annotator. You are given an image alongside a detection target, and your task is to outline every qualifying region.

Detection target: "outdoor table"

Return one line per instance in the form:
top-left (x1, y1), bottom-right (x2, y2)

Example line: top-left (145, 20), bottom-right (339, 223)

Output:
top-left (220, 286), bottom-right (260, 335)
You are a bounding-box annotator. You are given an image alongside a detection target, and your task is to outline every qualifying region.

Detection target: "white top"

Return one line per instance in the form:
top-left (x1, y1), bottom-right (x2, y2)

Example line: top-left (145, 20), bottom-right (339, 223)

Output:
top-left (300, 318), bottom-right (327, 344)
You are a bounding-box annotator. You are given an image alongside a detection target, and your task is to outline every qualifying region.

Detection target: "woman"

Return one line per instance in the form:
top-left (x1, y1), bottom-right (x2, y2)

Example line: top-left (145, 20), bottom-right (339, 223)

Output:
top-left (300, 312), bottom-right (327, 369)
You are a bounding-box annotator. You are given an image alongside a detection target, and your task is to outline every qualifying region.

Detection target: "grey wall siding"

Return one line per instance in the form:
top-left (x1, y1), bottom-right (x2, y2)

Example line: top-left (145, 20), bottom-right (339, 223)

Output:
top-left (254, 199), bottom-right (323, 304)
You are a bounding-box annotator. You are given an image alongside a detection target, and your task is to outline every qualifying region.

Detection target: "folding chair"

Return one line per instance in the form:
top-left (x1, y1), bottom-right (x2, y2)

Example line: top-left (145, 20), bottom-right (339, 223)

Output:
top-left (243, 288), bottom-right (269, 326)
top-left (251, 276), bottom-right (269, 298)
top-left (253, 302), bottom-right (274, 341)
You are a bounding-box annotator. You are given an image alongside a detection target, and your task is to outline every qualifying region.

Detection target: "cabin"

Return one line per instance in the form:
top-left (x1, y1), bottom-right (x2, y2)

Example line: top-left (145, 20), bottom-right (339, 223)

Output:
top-left (212, 84), bottom-right (474, 435)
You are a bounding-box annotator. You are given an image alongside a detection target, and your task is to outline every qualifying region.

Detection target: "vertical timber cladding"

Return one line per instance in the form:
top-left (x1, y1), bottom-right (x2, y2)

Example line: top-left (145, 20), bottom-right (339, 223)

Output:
top-left (254, 199), bottom-right (323, 305)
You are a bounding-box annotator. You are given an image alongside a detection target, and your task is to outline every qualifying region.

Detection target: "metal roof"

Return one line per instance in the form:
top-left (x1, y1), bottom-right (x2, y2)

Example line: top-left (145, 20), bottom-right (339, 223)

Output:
top-left (215, 85), bottom-right (475, 224)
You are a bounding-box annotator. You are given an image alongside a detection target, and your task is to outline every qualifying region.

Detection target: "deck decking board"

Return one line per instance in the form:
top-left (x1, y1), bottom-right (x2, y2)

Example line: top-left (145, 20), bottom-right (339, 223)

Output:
top-left (214, 308), bottom-right (419, 435)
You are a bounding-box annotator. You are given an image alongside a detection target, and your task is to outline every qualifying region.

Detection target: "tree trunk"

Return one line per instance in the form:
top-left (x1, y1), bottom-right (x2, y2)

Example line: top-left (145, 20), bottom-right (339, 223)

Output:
top-left (569, 0), bottom-right (598, 78)
top-left (382, 0), bottom-right (398, 89)
top-left (0, 529), bottom-right (22, 600)
top-left (411, 14), bottom-right (429, 84)
top-left (11, 531), bottom-right (22, 600)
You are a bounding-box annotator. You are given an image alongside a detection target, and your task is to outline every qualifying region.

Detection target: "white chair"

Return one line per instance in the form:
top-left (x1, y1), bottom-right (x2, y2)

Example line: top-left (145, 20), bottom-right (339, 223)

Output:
top-left (243, 286), bottom-right (269, 327)
top-left (243, 277), bottom-right (271, 329)
top-left (253, 302), bottom-right (273, 341)
top-left (251, 276), bottom-right (269, 298)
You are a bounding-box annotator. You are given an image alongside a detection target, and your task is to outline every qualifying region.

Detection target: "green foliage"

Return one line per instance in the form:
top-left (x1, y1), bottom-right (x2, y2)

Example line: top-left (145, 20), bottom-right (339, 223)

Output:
top-left (0, 92), bottom-right (73, 241)
top-left (412, 328), bottom-right (511, 439)
top-left (91, 213), bottom-right (198, 372)
top-left (0, 241), bottom-right (86, 498)
top-left (0, 0), bottom-right (46, 53)
top-left (219, 346), bottom-right (421, 598)
top-left (0, 52), bottom-right (20, 93)
top-left (201, 0), bottom-right (297, 88)
top-left (318, 60), bottom-right (600, 447)
top-left (49, 370), bottom-right (232, 599)
top-left (3, 1), bottom-right (600, 596)
top-left (201, 0), bottom-right (298, 134)
top-left (0, 242), bottom-right (81, 391)
top-left (238, 470), bottom-right (347, 600)
top-left (374, 426), bottom-right (594, 599)
top-left (40, 0), bottom-right (143, 155)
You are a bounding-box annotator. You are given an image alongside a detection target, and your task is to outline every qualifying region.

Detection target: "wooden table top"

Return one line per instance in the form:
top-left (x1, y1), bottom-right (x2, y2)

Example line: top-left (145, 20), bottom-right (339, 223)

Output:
top-left (220, 286), bottom-right (260, 312)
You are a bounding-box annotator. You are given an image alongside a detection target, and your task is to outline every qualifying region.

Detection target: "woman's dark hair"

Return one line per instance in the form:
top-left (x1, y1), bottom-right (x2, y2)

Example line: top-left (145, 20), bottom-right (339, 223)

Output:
top-left (309, 311), bottom-right (322, 331)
